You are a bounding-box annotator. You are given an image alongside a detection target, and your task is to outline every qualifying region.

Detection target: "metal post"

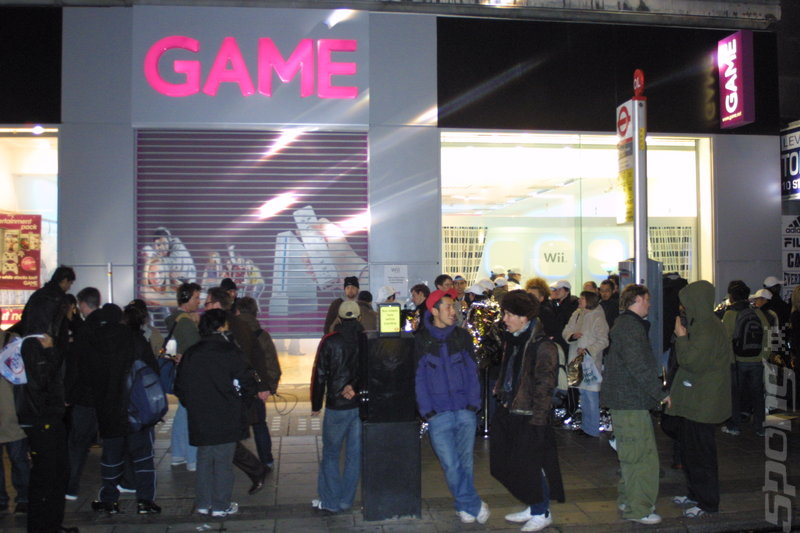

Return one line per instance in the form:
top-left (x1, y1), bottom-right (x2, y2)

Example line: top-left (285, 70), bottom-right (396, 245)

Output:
top-left (631, 70), bottom-right (648, 286)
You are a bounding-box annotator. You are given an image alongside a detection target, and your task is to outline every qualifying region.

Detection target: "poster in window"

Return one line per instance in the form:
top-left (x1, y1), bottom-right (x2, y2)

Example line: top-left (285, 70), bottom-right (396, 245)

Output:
top-left (0, 214), bottom-right (42, 290)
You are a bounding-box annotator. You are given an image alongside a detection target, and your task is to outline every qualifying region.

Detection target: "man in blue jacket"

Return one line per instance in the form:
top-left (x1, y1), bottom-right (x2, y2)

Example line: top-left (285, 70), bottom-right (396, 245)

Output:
top-left (415, 289), bottom-right (489, 524)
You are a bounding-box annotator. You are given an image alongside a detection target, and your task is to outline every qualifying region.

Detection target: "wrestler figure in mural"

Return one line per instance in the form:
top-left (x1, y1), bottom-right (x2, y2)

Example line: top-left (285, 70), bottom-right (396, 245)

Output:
top-left (140, 227), bottom-right (197, 309)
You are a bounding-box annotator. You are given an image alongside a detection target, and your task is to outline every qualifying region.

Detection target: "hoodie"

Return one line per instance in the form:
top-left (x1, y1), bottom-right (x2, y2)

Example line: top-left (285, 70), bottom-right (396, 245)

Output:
top-left (667, 280), bottom-right (732, 424)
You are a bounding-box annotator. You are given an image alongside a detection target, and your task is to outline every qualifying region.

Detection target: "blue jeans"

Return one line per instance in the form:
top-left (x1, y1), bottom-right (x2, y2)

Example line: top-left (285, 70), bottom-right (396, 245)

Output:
top-left (427, 409), bottom-right (482, 517)
top-left (0, 438), bottom-right (30, 505)
top-left (529, 469), bottom-right (550, 515)
top-left (580, 389), bottom-right (600, 437)
top-left (171, 403), bottom-right (197, 465)
top-left (729, 361), bottom-right (765, 431)
top-left (251, 399), bottom-right (274, 466)
top-left (318, 408), bottom-right (361, 511)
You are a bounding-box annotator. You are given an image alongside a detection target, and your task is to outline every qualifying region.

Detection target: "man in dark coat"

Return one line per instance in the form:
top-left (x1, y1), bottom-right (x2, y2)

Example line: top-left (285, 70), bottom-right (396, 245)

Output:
top-left (310, 300), bottom-right (364, 513)
top-left (15, 265), bottom-right (78, 533)
top-left (83, 304), bottom-right (161, 515)
top-left (175, 309), bottom-right (258, 518)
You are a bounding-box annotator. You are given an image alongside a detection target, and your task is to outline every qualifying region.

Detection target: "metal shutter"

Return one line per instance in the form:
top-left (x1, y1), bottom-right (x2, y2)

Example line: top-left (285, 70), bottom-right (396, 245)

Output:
top-left (135, 129), bottom-right (369, 337)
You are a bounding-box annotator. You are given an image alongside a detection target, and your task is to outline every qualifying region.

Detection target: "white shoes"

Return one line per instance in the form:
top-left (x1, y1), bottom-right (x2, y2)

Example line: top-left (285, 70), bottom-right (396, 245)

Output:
top-left (672, 495), bottom-right (698, 505)
top-left (211, 502), bottom-right (238, 518)
top-left (521, 511), bottom-right (552, 532)
top-left (626, 512), bottom-right (662, 525)
top-left (505, 506), bottom-right (533, 523)
top-left (458, 501), bottom-right (490, 524)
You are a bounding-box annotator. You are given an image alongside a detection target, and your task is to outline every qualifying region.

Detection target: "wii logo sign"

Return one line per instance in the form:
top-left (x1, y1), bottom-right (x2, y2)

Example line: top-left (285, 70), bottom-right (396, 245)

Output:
top-left (535, 240), bottom-right (573, 277)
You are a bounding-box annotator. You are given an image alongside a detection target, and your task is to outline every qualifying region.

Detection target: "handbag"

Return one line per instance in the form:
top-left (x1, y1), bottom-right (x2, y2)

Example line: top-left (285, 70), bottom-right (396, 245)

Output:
top-left (581, 351), bottom-right (603, 386)
top-left (567, 352), bottom-right (584, 387)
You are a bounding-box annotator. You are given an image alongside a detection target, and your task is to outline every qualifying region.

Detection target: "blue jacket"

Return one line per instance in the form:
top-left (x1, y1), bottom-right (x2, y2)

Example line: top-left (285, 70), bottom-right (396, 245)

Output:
top-left (414, 314), bottom-right (480, 419)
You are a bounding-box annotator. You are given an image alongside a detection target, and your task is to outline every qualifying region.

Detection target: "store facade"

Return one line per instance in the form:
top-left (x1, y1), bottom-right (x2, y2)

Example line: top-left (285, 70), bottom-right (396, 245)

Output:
top-left (58, 7), bottom-right (780, 352)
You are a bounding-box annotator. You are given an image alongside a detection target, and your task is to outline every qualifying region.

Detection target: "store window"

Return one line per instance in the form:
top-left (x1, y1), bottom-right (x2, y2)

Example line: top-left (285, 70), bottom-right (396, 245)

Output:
top-left (441, 131), bottom-right (713, 287)
top-left (0, 129), bottom-right (59, 328)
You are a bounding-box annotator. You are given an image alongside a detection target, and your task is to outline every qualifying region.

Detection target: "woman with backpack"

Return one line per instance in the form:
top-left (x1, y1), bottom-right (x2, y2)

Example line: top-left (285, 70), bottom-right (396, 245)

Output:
top-left (174, 309), bottom-right (258, 518)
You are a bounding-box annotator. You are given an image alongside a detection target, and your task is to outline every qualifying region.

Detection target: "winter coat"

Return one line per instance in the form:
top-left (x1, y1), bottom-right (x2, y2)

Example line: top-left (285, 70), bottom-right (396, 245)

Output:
top-left (722, 301), bottom-right (775, 363)
top-left (64, 309), bottom-right (102, 407)
top-left (414, 313), bottom-right (480, 419)
top-left (19, 280), bottom-right (70, 347)
top-left (175, 333), bottom-right (258, 446)
top-left (164, 309), bottom-right (200, 355)
top-left (562, 306), bottom-right (609, 391)
top-left (0, 331), bottom-right (25, 443)
top-left (84, 322), bottom-right (156, 438)
top-left (601, 310), bottom-right (667, 411)
top-left (667, 280), bottom-right (732, 424)
top-left (16, 338), bottom-right (65, 427)
top-left (495, 320), bottom-right (559, 425)
top-left (238, 313), bottom-right (282, 394)
top-left (311, 319), bottom-right (364, 412)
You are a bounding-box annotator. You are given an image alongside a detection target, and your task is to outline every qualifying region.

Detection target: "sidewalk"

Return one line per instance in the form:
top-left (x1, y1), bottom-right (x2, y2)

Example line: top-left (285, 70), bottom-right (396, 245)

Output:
top-left (1, 389), bottom-right (796, 533)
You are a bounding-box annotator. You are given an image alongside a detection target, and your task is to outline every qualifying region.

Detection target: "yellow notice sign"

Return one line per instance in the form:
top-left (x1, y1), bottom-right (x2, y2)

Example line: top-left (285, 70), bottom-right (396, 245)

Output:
top-left (378, 304), bottom-right (401, 336)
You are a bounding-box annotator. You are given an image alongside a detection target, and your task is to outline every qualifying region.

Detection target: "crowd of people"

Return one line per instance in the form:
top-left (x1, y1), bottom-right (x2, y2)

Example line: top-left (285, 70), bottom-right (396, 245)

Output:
top-left (1, 267), bottom-right (281, 533)
top-left (310, 266), bottom-right (796, 531)
top-left (2, 264), bottom-right (795, 533)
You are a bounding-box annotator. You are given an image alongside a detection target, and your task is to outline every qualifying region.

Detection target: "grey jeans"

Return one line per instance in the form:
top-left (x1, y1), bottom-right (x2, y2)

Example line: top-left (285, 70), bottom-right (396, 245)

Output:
top-left (196, 442), bottom-right (236, 511)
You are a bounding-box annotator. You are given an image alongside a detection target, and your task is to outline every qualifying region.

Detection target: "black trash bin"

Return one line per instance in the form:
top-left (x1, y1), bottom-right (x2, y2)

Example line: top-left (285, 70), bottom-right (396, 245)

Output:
top-left (359, 332), bottom-right (420, 520)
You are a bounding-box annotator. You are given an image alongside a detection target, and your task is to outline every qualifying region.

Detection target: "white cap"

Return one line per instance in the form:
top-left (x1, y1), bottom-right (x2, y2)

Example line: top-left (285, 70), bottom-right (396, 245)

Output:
top-left (477, 279), bottom-right (495, 292)
top-left (550, 279), bottom-right (571, 290)
top-left (763, 276), bottom-right (781, 288)
top-left (377, 285), bottom-right (396, 302)
top-left (495, 277), bottom-right (508, 287)
top-left (508, 266), bottom-right (522, 275)
top-left (467, 283), bottom-right (485, 296)
top-left (491, 265), bottom-right (506, 276)
top-left (754, 288), bottom-right (773, 300)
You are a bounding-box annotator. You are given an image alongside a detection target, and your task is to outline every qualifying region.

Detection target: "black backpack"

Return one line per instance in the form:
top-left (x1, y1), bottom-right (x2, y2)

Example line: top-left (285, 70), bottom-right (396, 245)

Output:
top-left (732, 307), bottom-right (763, 357)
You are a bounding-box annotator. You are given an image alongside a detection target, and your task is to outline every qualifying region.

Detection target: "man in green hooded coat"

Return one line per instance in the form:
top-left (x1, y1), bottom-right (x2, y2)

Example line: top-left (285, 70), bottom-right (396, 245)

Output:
top-left (667, 280), bottom-right (732, 519)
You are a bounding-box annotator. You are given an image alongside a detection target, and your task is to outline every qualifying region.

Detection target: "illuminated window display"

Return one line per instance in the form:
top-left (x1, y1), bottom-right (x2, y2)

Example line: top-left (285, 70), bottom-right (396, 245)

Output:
top-left (135, 129), bottom-right (369, 338)
top-left (441, 132), bottom-right (713, 286)
top-left (0, 132), bottom-right (59, 328)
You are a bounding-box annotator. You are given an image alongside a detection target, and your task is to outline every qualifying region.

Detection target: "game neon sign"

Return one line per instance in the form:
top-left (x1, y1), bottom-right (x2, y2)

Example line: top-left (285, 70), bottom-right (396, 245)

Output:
top-left (718, 30), bottom-right (755, 129)
top-left (144, 36), bottom-right (358, 99)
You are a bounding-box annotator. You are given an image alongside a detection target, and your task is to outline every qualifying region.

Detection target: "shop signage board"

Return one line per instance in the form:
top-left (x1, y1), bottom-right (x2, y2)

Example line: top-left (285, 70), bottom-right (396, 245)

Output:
top-left (781, 125), bottom-right (800, 199)
top-left (782, 215), bottom-right (800, 300)
top-left (132, 6), bottom-right (370, 125)
top-left (718, 30), bottom-right (755, 129)
top-left (0, 214), bottom-right (42, 290)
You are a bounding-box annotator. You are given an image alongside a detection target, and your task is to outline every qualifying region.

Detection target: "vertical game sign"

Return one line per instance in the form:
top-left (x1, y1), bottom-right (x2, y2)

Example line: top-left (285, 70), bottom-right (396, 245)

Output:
top-left (0, 214), bottom-right (42, 290)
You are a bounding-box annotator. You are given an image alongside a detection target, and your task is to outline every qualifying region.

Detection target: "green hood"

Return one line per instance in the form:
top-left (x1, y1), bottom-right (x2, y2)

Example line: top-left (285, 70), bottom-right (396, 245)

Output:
top-left (678, 280), bottom-right (716, 325)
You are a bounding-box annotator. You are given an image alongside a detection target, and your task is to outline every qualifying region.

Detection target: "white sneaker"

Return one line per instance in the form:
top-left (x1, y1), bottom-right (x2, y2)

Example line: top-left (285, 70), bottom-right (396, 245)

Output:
top-left (505, 506), bottom-right (533, 523)
top-left (311, 499), bottom-right (338, 513)
top-left (211, 502), bottom-right (238, 517)
top-left (476, 501), bottom-right (490, 524)
top-left (196, 507), bottom-right (209, 516)
top-left (457, 510), bottom-right (476, 523)
top-left (720, 426), bottom-right (740, 436)
top-left (608, 437), bottom-right (617, 451)
top-left (186, 462), bottom-right (197, 472)
top-left (64, 494), bottom-right (78, 501)
top-left (116, 485), bottom-right (135, 494)
top-left (626, 513), bottom-right (661, 525)
top-left (521, 512), bottom-right (553, 532)
top-left (171, 457), bottom-right (186, 466)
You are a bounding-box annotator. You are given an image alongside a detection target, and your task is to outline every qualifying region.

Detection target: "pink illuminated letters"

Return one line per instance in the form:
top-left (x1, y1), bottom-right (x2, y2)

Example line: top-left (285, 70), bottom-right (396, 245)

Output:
top-left (717, 30), bottom-right (755, 129)
top-left (144, 35), bottom-right (359, 99)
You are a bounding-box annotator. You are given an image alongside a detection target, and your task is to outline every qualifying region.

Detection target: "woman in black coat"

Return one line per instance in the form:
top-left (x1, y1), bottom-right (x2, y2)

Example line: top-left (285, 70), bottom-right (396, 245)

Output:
top-left (174, 309), bottom-right (257, 518)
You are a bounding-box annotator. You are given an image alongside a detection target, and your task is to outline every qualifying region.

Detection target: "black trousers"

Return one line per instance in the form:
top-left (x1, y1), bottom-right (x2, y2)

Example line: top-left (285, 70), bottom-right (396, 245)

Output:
top-left (24, 421), bottom-right (68, 533)
top-left (677, 417), bottom-right (720, 512)
top-left (99, 428), bottom-right (156, 503)
top-left (234, 441), bottom-right (265, 481)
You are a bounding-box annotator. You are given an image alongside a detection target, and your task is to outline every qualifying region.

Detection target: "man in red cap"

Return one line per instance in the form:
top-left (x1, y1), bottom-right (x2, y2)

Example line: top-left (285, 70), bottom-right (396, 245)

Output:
top-left (414, 289), bottom-right (489, 524)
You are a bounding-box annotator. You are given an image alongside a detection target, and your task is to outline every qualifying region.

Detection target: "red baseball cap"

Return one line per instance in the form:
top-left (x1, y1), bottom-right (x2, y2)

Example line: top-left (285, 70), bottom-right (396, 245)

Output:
top-left (426, 288), bottom-right (458, 311)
